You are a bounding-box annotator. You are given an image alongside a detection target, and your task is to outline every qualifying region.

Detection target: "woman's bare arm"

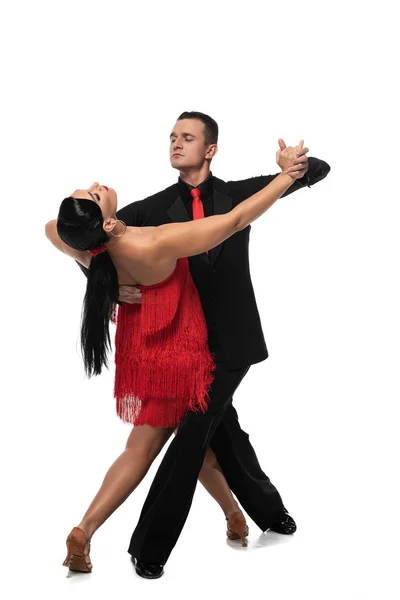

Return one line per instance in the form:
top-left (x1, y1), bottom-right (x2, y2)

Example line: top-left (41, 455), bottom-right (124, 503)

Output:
top-left (153, 171), bottom-right (295, 261)
top-left (45, 220), bottom-right (92, 268)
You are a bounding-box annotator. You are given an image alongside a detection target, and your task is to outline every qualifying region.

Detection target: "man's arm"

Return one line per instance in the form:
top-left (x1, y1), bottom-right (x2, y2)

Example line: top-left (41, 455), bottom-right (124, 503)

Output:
top-left (116, 198), bottom-right (149, 228)
top-left (287, 154), bottom-right (330, 191)
top-left (229, 157), bottom-right (330, 204)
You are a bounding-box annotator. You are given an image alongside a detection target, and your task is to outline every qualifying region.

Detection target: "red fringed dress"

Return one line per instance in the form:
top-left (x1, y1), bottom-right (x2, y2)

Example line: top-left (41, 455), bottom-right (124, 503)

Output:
top-left (113, 257), bottom-right (215, 428)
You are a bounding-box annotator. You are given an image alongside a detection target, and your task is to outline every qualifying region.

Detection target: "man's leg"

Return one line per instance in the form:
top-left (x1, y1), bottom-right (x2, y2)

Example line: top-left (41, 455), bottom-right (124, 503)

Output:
top-left (128, 363), bottom-right (277, 566)
top-left (209, 404), bottom-right (295, 532)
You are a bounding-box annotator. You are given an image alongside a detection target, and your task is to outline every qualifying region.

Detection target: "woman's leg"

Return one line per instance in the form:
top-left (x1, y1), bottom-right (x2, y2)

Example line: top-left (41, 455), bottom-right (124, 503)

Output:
top-left (173, 428), bottom-right (240, 518)
top-left (199, 447), bottom-right (241, 517)
top-left (77, 425), bottom-right (173, 539)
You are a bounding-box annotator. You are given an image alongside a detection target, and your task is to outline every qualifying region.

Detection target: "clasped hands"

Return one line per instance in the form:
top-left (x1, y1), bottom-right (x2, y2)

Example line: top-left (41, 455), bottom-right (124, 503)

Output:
top-left (276, 138), bottom-right (309, 180)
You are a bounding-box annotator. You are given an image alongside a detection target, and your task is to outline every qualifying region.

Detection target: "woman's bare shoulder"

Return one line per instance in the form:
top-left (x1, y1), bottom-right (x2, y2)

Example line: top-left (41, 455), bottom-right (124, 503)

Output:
top-left (116, 226), bottom-right (176, 286)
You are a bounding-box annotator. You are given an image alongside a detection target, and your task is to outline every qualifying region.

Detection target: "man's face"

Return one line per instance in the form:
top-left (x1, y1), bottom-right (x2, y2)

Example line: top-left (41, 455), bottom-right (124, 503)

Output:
top-left (169, 119), bottom-right (215, 170)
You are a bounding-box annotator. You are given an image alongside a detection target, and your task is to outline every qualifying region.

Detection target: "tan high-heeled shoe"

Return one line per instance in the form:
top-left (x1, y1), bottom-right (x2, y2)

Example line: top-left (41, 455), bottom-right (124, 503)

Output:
top-left (226, 510), bottom-right (249, 547)
top-left (62, 527), bottom-right (92, 573)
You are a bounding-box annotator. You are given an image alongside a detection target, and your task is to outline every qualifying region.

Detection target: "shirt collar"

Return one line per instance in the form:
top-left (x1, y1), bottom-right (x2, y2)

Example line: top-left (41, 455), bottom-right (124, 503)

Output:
top-left (178, 171), bottom-right (213, 202)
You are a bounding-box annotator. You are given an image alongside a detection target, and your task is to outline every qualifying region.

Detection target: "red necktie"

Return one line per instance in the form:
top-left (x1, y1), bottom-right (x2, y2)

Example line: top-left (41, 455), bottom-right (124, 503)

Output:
top-left (190, 187), bottom-right (208, 254)
top-left (191, 187), bottom-right (204, 219)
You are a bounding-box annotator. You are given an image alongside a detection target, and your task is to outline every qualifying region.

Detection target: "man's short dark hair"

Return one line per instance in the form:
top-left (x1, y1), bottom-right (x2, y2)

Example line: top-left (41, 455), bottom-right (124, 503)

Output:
top-left (177, 111), bottom-right (219, 145)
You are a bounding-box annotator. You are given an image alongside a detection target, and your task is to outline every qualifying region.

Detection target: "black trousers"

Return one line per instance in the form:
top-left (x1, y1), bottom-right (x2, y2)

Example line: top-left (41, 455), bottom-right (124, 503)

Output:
top-left (128, 362), bottom-right (285, 565)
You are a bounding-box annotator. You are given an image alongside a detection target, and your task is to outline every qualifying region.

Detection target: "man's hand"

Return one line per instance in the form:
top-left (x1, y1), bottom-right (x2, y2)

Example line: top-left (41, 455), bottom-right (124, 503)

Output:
top-left (276, 139), bottom-right (309, 180)
top-left (118, 285), bottom-right (142, 304)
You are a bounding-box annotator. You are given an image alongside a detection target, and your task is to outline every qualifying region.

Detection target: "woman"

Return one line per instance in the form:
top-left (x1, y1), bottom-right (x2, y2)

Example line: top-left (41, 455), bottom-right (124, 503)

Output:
top-left (46, 142), bottom-right (304, 572)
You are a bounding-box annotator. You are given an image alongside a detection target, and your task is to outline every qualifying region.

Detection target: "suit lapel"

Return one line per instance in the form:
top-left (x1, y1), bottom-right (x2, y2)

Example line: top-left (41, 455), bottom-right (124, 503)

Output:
top-left (210, 179), bottom-right (233, 265)
top-left (167, 194), bottom-right (190, 224)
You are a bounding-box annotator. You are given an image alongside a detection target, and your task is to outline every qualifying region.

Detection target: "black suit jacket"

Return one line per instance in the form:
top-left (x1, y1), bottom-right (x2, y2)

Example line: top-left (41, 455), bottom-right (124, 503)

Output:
top-left (114, 157), bottom-right (330, 369)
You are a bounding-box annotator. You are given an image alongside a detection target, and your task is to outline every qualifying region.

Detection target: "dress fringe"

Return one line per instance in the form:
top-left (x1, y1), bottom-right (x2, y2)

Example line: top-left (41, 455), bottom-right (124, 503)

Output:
top-left (113, 258), bottom-right (215, 428)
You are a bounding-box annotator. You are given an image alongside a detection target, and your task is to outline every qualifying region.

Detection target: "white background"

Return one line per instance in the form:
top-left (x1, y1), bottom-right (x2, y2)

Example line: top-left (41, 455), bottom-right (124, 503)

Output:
top-left (1, 1), bottom-right (399, 599)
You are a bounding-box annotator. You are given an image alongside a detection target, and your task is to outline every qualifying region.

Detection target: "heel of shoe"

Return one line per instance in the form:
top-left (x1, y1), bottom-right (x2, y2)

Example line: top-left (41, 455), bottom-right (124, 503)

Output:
top-left (226, 525), bottom-right (249, 547)
top-left (226, 511), bottom-right (249, 547)
top-left (62, 527), bottom-right (92, 573)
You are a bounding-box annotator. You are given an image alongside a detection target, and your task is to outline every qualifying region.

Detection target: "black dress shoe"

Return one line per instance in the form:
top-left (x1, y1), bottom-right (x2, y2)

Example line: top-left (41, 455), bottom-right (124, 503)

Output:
top-left (269, 508), bottom-right (297, 535)
top-left (131, 556), bottom-right (164, 579)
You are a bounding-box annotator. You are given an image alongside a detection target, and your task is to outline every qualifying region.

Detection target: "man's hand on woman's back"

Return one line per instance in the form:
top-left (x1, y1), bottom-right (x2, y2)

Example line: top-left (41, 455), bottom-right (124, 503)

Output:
top-left (118, 286), bottom-right (143, 304)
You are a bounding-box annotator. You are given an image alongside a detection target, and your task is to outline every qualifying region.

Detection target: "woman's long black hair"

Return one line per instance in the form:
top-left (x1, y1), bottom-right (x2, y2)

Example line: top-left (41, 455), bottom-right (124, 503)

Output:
top-left (57, 197), bottom-right (119, 377)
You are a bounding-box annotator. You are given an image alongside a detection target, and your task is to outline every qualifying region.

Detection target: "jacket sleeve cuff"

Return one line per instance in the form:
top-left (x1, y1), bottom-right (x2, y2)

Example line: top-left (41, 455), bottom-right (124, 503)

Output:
top-left (301, 157), bottom-right (331, 187)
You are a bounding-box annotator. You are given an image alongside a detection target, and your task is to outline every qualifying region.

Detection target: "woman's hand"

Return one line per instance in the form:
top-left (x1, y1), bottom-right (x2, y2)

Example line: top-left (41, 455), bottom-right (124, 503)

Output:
top-left (276, 139), bottom-right (309, 179)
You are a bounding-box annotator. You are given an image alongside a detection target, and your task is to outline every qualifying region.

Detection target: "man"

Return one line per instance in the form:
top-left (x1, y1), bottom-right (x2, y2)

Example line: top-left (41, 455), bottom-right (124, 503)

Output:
top-left (114, 111), bottom-right (330, 578)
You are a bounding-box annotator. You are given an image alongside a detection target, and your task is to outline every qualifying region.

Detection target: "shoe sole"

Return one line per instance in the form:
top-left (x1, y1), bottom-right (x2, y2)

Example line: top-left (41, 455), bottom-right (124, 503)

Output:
top-left (135, 567), bottom-right (164, 579)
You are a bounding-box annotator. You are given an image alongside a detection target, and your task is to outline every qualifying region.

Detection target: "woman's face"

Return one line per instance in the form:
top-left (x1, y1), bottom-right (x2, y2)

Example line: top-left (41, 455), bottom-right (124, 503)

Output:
top-left (71, 182), bottom-right (118, 219)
